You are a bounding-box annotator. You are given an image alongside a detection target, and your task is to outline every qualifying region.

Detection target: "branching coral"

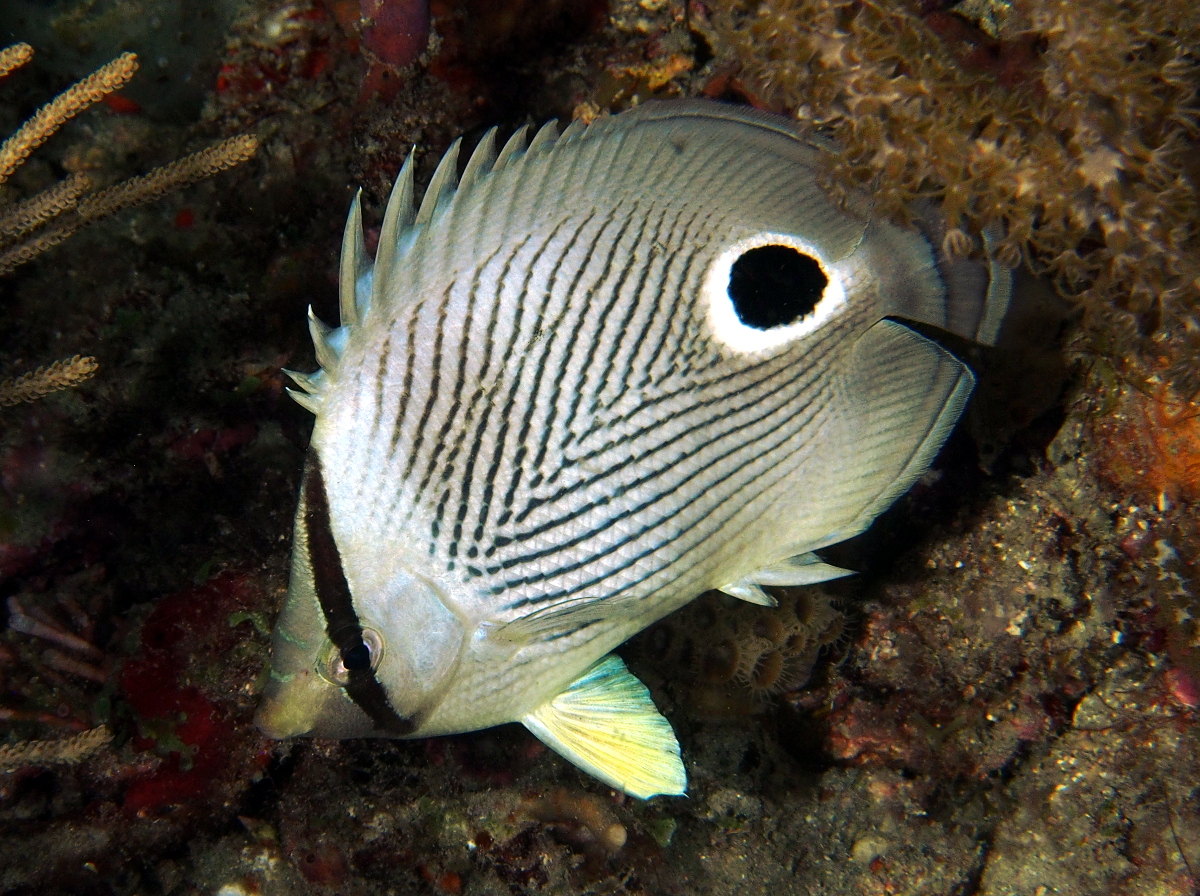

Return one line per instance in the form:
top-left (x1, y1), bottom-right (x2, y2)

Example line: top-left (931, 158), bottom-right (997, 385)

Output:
top-left (0, 43), bottom-right (259, 403)
top-left (0, 46), bottom-right (138, 184)
top-left (0, 577), bottom-right (120, 760)
top-left (709, 0), bottom-right (1200, 393)
top-left (0, 724), bottom-right (111, 771)
top-left (0, 355), bottom-right (98, 406)
top-left (0, 43), bottom-right (259, 276)
top-left (6, 593), bottom-right (111, 685)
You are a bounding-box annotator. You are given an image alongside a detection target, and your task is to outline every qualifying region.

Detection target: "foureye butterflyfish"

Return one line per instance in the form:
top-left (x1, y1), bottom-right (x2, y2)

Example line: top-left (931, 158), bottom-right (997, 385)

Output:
top-left (255, 99), bottom-right (1011, 799)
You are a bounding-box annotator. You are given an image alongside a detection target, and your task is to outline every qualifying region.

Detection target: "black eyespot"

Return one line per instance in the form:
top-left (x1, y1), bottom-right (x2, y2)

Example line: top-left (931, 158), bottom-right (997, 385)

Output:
top-left (341, 641), bottom-right (371, 672)
top-left (728, 245), bottom-right (827, 330)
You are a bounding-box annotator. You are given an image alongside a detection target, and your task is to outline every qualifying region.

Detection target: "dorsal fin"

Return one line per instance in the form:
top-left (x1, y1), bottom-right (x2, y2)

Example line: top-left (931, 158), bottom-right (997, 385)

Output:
top-left (527, 119), bottom-right (560, 154)
top-left (414, 137), bottom-right (461, 227)
top-left (285, 388), bottom-right (321, 415)
top-left (372, 149), bottom-right (417, 310)
top-left (459, 127), bottom-right (498, 192)
top-left (558, 118), bottom-right (588, 143)
top-left (307, 307), bottom-right (346, 372)
top-left (293, 113), bottom-right (595, 420)
top-left (283, 368), bottom-right (326, 396)
top-left (493, 124), bottom-right (530, 172)
top-left (283, 366), bottom-right (326, 413)
top-left (338, 189), bottom-right (368, 329)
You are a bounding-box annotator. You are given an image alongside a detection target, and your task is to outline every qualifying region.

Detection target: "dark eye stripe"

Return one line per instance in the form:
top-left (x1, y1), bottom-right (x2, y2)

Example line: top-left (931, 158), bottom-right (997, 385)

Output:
top-left (303, 453), bottom-right (414, 736)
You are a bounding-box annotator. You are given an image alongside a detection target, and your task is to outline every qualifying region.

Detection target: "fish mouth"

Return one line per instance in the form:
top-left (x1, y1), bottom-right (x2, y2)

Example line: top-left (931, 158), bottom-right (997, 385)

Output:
top-left (254, 704), bottom-right (309, 739)
top-left (253, 667), bottom-right (323, 738)
top-left (254, 662), bottom-right (407, 740)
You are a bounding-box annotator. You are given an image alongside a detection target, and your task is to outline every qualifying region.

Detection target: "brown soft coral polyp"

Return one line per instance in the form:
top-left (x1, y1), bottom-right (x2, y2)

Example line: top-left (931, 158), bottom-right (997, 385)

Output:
top-left (710, 0), bottom-right (1200, 394)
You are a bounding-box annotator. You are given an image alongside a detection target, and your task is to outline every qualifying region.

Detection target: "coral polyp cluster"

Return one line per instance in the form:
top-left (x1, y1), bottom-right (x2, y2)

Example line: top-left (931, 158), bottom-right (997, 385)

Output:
top-left (638, 588), bottom-right (844, 714)
top-left (709, 0), bottom-right (1200, 393)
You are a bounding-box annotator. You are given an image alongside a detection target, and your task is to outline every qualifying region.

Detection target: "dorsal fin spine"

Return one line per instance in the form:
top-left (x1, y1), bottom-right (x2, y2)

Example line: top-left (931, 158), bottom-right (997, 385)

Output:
top-left (338, 189), bottom-right (367, 329)
top-left (307, 307), bottom-right (343, 373)
top-left (527, 120), bottom-right (560, 154)
top-left (283, 367), bottom-right (327, 416)
top-left (415, 138), bottom-right (462, 227)
top-left (373, 148), bottom-right (417, 310)
top-left (491, 130), bottom-right (551, 239)
top-left (493, 125), bottom-right (530, 172)
top-left (286, 388), bottom-right (321, 415)
top-left (315, 114), bottom-right (592, 386)
top-left (459, 127), bottom-right (498, 193)
top-left (283, 368), bottom-right (327, 395)
top-left (283, 365), bottom-right (326, 407)
top-left (558, 118), bottom-right (587, 143)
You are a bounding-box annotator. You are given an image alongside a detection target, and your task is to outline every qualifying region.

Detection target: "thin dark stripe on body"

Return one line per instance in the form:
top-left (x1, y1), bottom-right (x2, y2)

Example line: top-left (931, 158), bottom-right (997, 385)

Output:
top-left (528, 207), bottom-right (630, 485)
top-left (331, 140), bottom-right (871, 633)
top-left (554, 205), bottom-right (660, 455)
top-left (497, 210), bottom-right (609, 525)
top-left (587, 203), bottom-right (706, 420)
top-left (507, 326), bottom-right (820, 534)
top-left (365, 206), bottom-right (847, 604)
top-left (422, 244), bottom-right (511, 555)
top-left (401, 283), bottom-right (454, 487)
top-left (493, 371), bottom-right (831, 602)
top-left (441, 238), bottom-right (532, 563)
top-left (471, 222), bottom-right (574, 543)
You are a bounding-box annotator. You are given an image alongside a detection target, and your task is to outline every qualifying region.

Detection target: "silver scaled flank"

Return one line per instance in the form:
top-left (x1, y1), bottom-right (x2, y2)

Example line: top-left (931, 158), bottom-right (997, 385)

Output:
top-left (255, 99), bottom-right (1011, 799)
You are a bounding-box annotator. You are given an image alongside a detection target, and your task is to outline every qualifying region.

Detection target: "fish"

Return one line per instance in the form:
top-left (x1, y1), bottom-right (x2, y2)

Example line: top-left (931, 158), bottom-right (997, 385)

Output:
top-left (254, 99), bottom-right (1011, 799)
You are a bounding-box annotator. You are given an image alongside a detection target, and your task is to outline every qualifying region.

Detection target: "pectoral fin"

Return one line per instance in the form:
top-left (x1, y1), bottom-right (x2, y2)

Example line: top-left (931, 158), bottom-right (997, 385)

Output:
top-left (522, 655), bottom-right (686, 799)
top-left (719, 552), bottom-right (855, 605)
top-left (489, 597), bottom-right (612, 646)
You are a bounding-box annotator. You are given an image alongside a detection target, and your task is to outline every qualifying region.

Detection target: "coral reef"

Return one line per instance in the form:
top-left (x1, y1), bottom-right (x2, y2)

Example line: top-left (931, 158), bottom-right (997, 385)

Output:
top-left (523, 787), bottom-right (629, 869)
top-left (0, 45), bottom-right (139, 274)
top-left (359, 0), bottom-right (431, 70)
top-left (0, 0), bottom-right (1198, 893)
top-left (980, 651), bottom-right (1198, 895)
top-left (707, 0), bottom-right (1200, 395)
top-left (118, 570), bottom-right (269, 816)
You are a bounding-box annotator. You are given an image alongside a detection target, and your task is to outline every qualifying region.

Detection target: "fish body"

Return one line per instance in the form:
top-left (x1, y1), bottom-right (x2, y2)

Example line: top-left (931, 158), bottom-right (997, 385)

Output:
top-left (255, 100), bottom-right (1010, 797)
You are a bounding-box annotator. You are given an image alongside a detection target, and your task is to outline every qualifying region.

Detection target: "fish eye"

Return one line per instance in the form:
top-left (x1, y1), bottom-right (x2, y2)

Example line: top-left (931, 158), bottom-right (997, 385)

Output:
top-left (342, 642), bottom-right (371, 671)
top-left (727, 245), bottom-right (827, 330)
top-left (319, 628), bottom-right (384, 686)
top-left (703, 232), bottom-right (846, 355)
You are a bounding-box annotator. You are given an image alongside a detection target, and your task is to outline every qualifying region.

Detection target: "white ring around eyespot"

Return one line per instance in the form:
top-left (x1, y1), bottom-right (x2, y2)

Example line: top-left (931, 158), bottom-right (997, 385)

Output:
top-left (702, 232), bottom-right (847, 355)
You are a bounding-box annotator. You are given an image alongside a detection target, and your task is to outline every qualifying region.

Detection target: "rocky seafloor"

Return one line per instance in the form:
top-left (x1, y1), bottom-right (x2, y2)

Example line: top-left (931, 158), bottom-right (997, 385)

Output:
top-left (0, 1), bottom-right (1196, 894)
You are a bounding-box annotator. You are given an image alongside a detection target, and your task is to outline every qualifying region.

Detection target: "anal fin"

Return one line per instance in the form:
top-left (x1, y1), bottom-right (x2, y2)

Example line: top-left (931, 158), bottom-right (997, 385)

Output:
top-left (719, 552), bottom-right (854, 605)
top-left (522, 656), bottom-right (686, 799)
top-left (718, 581), bottom-right (776, 607)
